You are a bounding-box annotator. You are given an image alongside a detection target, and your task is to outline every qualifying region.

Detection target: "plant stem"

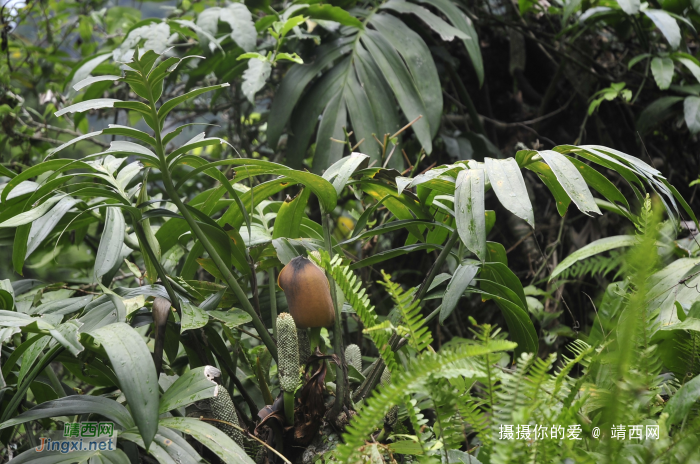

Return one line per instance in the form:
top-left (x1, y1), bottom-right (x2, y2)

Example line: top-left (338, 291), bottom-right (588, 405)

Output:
top-left (1, 345), bottom-right (63, 423)
top-left (144, 86), bottom-right (278, 361)
top-left (283, 391), bottom-right (295, 426)
top-left (323, 212), bottom-right (348, 418)
top-left (446, 64), bottom-right (486, 136)
top-left (133, 221), bottom-right (181, 312)
top-left (269, 268), bottom-right (278, 339)
top-left (44, 364), bottom-right (65, 398)
top-left (414, 229), bottom-right (460, 303)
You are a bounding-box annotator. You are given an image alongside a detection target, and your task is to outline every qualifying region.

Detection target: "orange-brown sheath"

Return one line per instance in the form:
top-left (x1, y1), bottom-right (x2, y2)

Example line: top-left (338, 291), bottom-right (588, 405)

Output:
top-left (277, 256), bottom-right (335, 329)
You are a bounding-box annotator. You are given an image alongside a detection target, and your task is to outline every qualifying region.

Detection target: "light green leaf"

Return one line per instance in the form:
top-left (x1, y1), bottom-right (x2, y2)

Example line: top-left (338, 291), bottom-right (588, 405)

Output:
top-left (484, 158), bottom-right (534, 227)
top-left (440, 261), bottom-right (480, 324)
top-left (664, 374), bottom-right (700, 425)
top-left (18, 335), bottom-right (49, 386)
top-left (0, 395), bottom-right (135, 430)
top-left (90, 322), bottom-right (158, 450)
top-left (159, 417), bottom-right (255, 464)
top-left (95, 207), bottom-right (126, 283)
top-left (207, 309), bottom-right (252, 328)
top-left (416, 0), bottom-right (483, 86)
top-left (644, 10), bottom-right (681, 49)
top-left (651, 57), bottom-right (674, 89)
top-left (0, 194), bottom-right (67, 228)
top-left (54, 98), bottom-right (122, 117)
top-left (159, 366), bottom-right (218, 414)
top-left (361, 29), bottom-right (433, 153)
top-left (684, 96), bottom-right (700, 134)
top-left (7, 449), bottom-right (129, 464)
top-left (381, 0), bottom-right (468, 41)
top-left (73, 75), bottom-right (121, 91)
top-left (616, 0), bottom-right (639, 15)
top-left (322, 152), bottom-right (369, 195)
top-left (538, 150), bottom-right (601, 216)
top-left (157, 84), bottom-right (230, 125)
top-left (550, 235), bottom-right (637, 280)
top-left (304, 5), bottom-right (363, 29)
top-left (45, 131), bottom-right (103, 158)
top-left (242, 59), bottom-right (272, 103)
top-left (181, 301), bottom-right (209, 332)
top-left (26, 196), bottom-right (80, 259)
top-left (455, 169), bottom-right (486, 261)
top-left (273, 187), bottom-right (311, 239)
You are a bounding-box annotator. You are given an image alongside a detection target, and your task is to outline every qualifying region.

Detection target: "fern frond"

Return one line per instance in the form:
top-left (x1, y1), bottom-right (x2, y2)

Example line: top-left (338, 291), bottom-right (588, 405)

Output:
top-left (379, 270), bottom-right (433, 352)
top-left (335, 339), bottom-right (516, 463)
top-left (557, 250), bottom-right (624, 280)
top-left (310, 250), bottom-right (398, 372)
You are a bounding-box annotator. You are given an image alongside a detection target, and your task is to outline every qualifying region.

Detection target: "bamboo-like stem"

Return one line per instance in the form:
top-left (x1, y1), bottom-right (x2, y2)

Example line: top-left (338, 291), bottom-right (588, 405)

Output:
top-left (323, 213), bottom-right (348, 418)
top-left (142, 77), bottom-right (278, 361)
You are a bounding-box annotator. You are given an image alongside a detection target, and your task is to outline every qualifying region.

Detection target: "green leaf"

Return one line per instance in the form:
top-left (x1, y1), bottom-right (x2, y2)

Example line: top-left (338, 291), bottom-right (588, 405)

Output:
top-left (0, 280), bottom-right (14, 310)
top-left (181, 301), bottom-right (210, 332)
top-left (0, 310), bottom-right (54, 329)
top-left (322, 153), bottom-right (370, 195)
top-left (157, 84), bottom-right (230, 126)
top-left (651, 57), bottom-right (674, 90)
top-left (54, 98), bottom-right (122, 117)
top-left (45, 130), bottom-right (104, 158)
top-left (644, 10), bottom-right (681, 49)
top-left (17, 335), bottom-right (49, 386)
top-left (369, 14), bottom-right (442, 140)
top-left (26, 196), bottom-right (80, 259)
top-left (563, 156), bottom-right (630, 212)
top-left (73, 75), bottom-right (121, 91)
top-left (470, 286), bottom-right (538, 356)
top-left (241, 59), bottom-right (271, 103)
top-left (95, 207), bottom-right (126, 284)
top-left (313, 90), bottom-right (347, 173)
top-left (440, 261), bottom-right (480, 324)
top-left (90, 323), bottom-right (158, 450)
top-left (159, 366), bottom-right (218, 414)
top-left (267, 38), bottom-right (353, 149)
top-left (484, 158), bottom-right (534, 227)
top-left (416, 0), bottom-right (483, 86)
top-left (0, 395), bottom-right (135, 430)
top-left (342, 219), bottom-right (448, 245)
top-left (7, 449), bottom-right (129, 464)
top-left (280, 15), bottom-right (307, 38)
top-left (349, 244), bottom-right (442, 269)
top-left (616, 0), bottom-right (640, 15)
top-left (538, 150), bottom-right (601, 216)
top-left (637, 96), bottom-right (684, 134)
top-left (103, 124), bottom-right (156, 147)
top-left (664, 374), bottom-right (700, 425)
top-left (273, 187), bottom-right (311, 239)
top-left (455, 169), bottom-right (486, 261)
top-left (0, 194), bottom-right (67, 228)
top-left (684, 96), bottom-right (700, 134)
top-left (361, 29), bottom-right (433, 153)
top-left (208, 309), bottom-right (252, 328)
top-left (305, 5), bottom-right (363, 29)
top-left (159, 417), bottom-right (255, 464)
top-left (381, 0), bottom-right (468, 41)
top-left (550, 235), bottom-right (637, 280)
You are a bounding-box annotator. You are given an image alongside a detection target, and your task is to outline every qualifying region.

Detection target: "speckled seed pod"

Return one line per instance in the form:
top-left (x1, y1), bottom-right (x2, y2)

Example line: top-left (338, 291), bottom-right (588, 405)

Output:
top-left (209, 386), bottom-right (245, 446)
top-left (345, 344), bottom-right (362, 372)
top-left (277, 313), bottom-right (300, 392)
top-left (297, 328), bottom-right (311, 366)
top-left (380, 367), bottom-right (391, 387)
